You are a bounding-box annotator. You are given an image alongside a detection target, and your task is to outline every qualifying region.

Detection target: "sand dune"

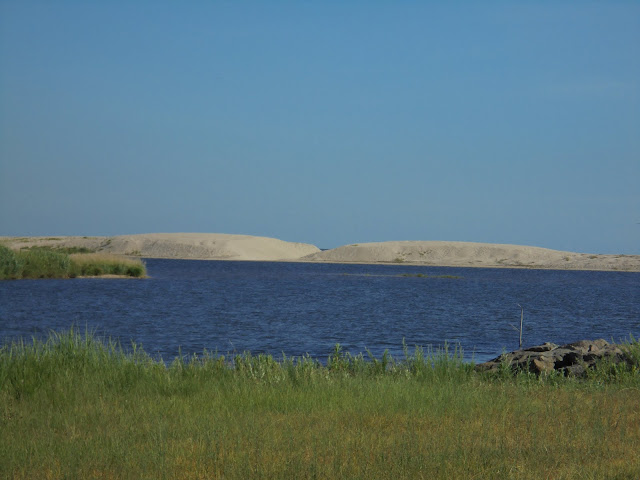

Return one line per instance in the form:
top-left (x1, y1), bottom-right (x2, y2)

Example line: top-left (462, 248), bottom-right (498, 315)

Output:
top-left (2, 235), bottom-right (638, 271)
top-left (105, 233), bottom-right (320, 260)
top-left (301, 241), bottom-right (640, 272)
top-left (0, 233), bottom-right (320, 261)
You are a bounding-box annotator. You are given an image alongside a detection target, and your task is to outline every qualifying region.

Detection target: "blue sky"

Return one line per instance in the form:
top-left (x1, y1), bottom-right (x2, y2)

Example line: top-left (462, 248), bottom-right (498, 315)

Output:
top-left (1, 2), bottom-right (638, 253)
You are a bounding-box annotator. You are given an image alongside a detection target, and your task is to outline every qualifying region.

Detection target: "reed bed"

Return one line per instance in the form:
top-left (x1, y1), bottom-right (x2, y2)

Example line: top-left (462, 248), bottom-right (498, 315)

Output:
top-left (69, 253), bottom-right (146, 277)
top-left (0, 245), bottom-right (145, 279)
top-left (1, 329), bottom-right (640, 479)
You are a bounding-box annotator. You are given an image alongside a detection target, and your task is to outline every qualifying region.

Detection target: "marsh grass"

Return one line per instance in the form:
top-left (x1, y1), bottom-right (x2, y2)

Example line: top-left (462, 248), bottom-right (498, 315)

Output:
top-left (0, 245), bottom-right (25, 279)
top-left (69, 253), bottom-right (146, 277)
top-left (0, 245), bottom-right (145, 279)
top-left (4, 246), bottom-right (71, 279)
top-left (1, 330), bottom-right (640, 479)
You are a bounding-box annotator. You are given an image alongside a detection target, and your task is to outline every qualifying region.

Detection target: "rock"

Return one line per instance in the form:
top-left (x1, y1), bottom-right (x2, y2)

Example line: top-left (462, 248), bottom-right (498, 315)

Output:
top-left (532, 357), bottom-right (555, 374)
top-left (476, 339), bottom-right (628, 377)
top-left (526, 342), bottom-right (557, 353)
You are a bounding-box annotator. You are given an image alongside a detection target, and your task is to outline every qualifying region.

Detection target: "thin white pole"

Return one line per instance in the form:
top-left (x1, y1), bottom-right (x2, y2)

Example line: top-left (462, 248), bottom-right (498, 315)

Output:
top-left (517, 303), bottom-right (524, 349)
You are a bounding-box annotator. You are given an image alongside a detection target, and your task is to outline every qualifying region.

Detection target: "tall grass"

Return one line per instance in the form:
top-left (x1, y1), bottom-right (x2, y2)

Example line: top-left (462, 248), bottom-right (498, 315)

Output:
top-left (0, 245), bottom-right (145, 279)
top-left (1, 329), bottom-right (639, 478)
top-left (69, 253), bottom-right (146, 277)
top-left (0, 244), bottom-right (25, 279)
top-left (0, 245), bottom-right (70, 279)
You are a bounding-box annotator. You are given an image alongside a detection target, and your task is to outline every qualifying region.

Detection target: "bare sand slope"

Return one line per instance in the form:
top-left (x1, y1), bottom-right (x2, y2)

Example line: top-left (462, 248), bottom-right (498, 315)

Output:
top-left (106, 233), bottom-right (320, 260)
top-left (302, 241), bottom-right (640, 272)
top-left (0, 233), bottom-right (320, 261)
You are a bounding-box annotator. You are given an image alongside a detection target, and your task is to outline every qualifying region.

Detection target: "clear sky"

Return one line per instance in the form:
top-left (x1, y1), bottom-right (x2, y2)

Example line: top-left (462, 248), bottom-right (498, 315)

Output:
top-left (1, 1), bottom-right (638, 253)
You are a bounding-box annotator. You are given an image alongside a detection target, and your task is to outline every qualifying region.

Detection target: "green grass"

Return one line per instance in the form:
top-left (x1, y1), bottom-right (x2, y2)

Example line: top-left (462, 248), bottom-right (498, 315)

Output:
top-left (1, 329), bottom-right (640, 479)
top-left (0, 245), bottom-right (146, 279)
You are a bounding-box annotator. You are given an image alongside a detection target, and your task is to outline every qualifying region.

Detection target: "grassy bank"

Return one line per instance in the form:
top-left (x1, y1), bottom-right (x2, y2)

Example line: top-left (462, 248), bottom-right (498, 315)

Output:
top-left (0, 245), bottom-right (145, 279)
top-left (1, 330), bottom-right (639, 479)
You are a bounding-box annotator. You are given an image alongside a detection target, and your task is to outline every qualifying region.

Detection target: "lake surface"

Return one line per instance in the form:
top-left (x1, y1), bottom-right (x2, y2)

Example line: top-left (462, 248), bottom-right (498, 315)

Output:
top-left (1, 259), bottom-right (638, 364)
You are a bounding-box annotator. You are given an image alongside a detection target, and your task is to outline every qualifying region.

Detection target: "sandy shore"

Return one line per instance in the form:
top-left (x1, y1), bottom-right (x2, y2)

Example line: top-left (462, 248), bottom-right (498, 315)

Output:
top-left (1, 235), bottom-right (638, 271)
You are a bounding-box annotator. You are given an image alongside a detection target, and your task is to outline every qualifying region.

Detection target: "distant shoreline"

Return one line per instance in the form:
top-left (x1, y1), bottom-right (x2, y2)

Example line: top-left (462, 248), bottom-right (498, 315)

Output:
top-left (287, 258), bottom-right (640, 273)
top-left (1, 234), bottom-right (639, 272)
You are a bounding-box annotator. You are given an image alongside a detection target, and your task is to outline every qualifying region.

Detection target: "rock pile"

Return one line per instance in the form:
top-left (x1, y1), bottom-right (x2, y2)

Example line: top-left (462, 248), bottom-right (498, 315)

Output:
top-left (476, 339), bottom-right (630, 377)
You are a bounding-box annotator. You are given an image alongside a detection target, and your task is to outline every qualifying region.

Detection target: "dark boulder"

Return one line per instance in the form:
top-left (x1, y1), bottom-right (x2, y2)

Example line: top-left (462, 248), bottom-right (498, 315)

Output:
top-left (476, 339), bottom-right (628, 376)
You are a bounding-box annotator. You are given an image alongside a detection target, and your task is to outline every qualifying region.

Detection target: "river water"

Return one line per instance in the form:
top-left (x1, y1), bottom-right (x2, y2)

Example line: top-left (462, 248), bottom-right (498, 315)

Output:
top-left (1, 259), bottom-right (638, 364)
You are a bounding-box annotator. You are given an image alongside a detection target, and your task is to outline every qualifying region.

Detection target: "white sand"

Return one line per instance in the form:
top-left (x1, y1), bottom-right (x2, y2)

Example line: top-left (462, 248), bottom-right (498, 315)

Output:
top-left (301, 241), bottom-right (640, 272)
top-left (2, 235), bottom-right (638, 271)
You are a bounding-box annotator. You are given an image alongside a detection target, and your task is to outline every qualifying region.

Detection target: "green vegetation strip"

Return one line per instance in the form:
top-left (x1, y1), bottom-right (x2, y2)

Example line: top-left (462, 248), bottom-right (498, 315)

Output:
top-left (1, 329), bottom-right (639, 479)
top-left (0, 245), bottom-right (145, 279)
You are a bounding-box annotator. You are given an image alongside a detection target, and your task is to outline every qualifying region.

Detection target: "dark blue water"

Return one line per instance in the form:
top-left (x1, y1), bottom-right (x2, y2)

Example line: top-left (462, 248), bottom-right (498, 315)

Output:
top-left (1, 259), bottom-right (638, 364)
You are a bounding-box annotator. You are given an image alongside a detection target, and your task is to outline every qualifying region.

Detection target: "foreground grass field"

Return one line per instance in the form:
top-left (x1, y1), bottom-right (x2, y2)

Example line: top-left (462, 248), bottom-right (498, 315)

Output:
top-left (1, 330), bottom-right (639, 479)
top-left (0, 245), bottom-right (146, 279)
